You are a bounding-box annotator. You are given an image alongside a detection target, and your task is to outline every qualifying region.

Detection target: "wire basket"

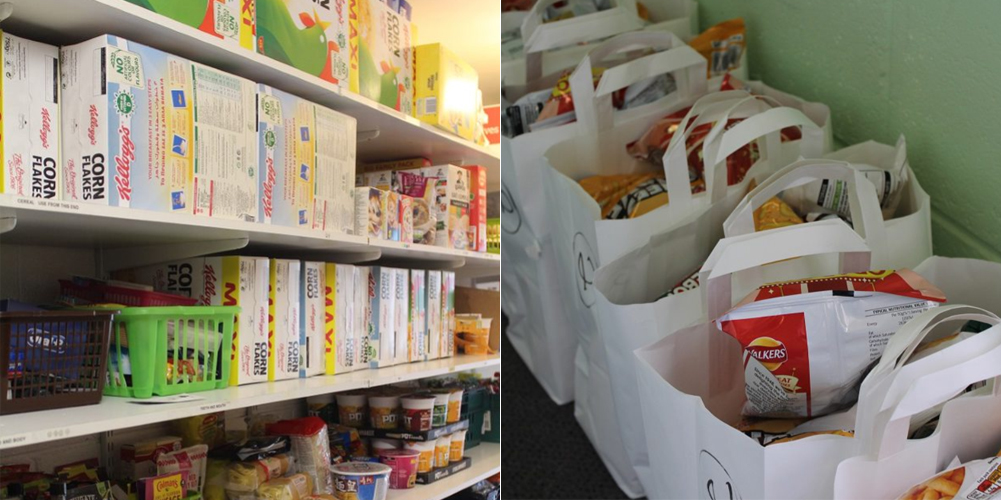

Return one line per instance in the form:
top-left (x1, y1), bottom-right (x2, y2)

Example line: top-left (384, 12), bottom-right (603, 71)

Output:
top-left (1, 310), bottom-right (114, 415)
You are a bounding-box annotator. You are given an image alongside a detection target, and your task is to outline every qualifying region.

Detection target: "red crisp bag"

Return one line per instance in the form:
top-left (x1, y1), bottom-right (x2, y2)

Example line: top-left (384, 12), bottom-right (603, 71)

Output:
top-left (716, 270), bottom-right (946, 418)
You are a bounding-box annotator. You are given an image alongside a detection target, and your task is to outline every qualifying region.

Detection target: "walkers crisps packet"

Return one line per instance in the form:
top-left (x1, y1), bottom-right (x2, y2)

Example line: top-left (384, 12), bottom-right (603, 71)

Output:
top-left (896, 454), bottom-right (1001, 500)
top-left (716, 269), bottom-right (946, 418)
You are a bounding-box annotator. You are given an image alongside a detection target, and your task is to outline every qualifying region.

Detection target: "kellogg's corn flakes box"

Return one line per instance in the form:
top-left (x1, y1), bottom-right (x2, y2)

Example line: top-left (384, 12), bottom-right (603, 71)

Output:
top-left (257, 0), bottom-right (349, 86)
top-left (301, 261), bottom-right (325, 377)
top-left (269, 259), bottom-right (301, 381)
top-left (124, 0), bottom-right (255, 50)
top-left (258, 85), bottom-right (315, 228)
top-left (312, 105), bottom-right (357, 235)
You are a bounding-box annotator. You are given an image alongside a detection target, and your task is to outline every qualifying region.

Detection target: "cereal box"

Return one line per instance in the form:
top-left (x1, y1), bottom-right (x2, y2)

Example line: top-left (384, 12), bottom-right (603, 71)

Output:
top-left (363, 170), bottom-right (395, 192)
top-left (124, 0), bottom-right (255, 50)
top-left (61, 35), bottom-right (258, 221)
top-left (1, 32), bottom-right (60, 199)
top-left (463, 165), bottom-right (487, 252)
top-left (113, 257), bottom-right (270, 385)
top-left (326, 263), bottom-right (356, 374)
top-left (269, 259), bottom-right (301, 381)
top-left (358, 157), bottom-right (428, 174)
top-left (414, 44), bottom-right (479, 142)
top-left (400, 171), bottom-right (436, 245)
top-left (426, 270), bottom-right (442, 360)
top-left (386, 191), bottom-right (400, 241)
top-left (349, 0), bottom-right (413, 114)
top-left (400, 194), bottom-right (413, 244)
top-left (301, 261), bottom-right (325, 377)
top-left (312, 105), bottom-right (356, 235)
top-left (422, 165), bottom-right (469, 249)
top-left (409, 269), bottom-right (426, 362)
top-left (354, 186), bottom-right (387, 239)
top-left (256, 0), bottom-right (349, 86)
top-left (117, 436), bottom-right (182, 483)
top-left (393, 268), bottom-right (409, 365)
top-left (353, 266), bottom-right (371, 371)
top-left (258, 85), bottom-right (314, 228)
top-left (442, 271), bottom-right (455, 357)
top-left (365, 267), bottom-right (395, 368)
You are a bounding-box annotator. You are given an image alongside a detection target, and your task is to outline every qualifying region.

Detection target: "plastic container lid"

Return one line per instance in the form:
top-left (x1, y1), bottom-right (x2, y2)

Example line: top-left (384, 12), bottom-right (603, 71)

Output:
top-left (330, 462), bottom-right (392, 476)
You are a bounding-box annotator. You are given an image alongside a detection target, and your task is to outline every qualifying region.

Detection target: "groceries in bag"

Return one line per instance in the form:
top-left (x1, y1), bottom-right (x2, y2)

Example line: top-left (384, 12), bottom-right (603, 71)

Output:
top-left (896, 453), bottom-right (1001, 500)
top-left (717, 269), bottom-right (946, 418)
top-left (690, 18), bottom-right (746, 77)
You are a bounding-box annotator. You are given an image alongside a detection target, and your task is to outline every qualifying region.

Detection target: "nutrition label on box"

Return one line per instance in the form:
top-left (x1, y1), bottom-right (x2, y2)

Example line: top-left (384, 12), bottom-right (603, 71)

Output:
top-left (313, 107), bottom-right (357, 234)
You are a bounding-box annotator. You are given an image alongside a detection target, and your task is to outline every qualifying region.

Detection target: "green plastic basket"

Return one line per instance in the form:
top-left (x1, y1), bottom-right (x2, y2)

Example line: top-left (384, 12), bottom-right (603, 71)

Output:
top-left (104, 306), bottom-right (239, 399)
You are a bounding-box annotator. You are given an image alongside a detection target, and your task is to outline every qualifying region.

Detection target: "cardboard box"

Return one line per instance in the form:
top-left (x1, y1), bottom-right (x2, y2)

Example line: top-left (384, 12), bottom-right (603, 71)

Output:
top-left (359, 157), bottom-right (429, 174)
top-left (256, 0), bottom-right (349, 86)
top-left (312, 105), bottom-right (357, 235)
top-left (349, 0), bottom-right (413, 114)
top-left (393, 268), bottom-right (409, 365)
top-left (124, 0), bottom-right (255, 50)
top-left (117, 436), bottom-right (182, 484)
top-left (400, 194), bottom-right (414, 244)
top-left (258, 85), bottom-right (314, 228)
top-left (409, 269), bottom-right (427, 362)
top-left (463, 165), bottom-right (487, 252)
top-left (1, 32), bottom-right (60, 199)
top-left (442, 271), bottom-right (455, 357)
top-left (114, 256), bottom-right (270, 385)
top-left (400, 171), bottom-right (436, 245)
top-left (422, 165), bottom-right (469, 249)
top-left (455, 287), bottom-right (500, 352)
top-left (301, 261), bottom-right (325, 377)
top-left (365, 267), bottom-right (396, 368)
top-left (364, 170), bottom-right (394, 191)
top-left (353, 266), bottom-right (371, 371)
top-left (426, 270), bottom-right (442, 359)
top-left (354, 186), bottom-right (387, 239)
top-left (413, 43), bottom-right (478, 142)
top-left (269, 259), bottom-right (301, 381)
top-left (386, 191), bottom-right (400, 241)
top-left (61, 35), bottom-right (258, 221)
top-left (327, 263), bottom-right (357, 374)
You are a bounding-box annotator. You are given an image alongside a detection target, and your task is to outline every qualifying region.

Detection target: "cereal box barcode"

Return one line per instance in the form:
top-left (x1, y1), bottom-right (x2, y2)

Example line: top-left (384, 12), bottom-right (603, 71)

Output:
top-left (423, 97), bottom-right (437, 115)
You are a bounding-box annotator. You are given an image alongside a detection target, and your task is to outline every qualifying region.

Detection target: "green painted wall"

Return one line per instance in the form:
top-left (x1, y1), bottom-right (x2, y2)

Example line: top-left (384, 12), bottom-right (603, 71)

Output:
top-left (695, 0), bottom-right (1001, 262)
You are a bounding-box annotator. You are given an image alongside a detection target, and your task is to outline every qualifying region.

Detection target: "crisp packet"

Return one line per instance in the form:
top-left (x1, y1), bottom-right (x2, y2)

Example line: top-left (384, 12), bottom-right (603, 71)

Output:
top-left (896, 455), bottom-right (1000, 500)
top-left (690, 18), bottom-right (746, 77)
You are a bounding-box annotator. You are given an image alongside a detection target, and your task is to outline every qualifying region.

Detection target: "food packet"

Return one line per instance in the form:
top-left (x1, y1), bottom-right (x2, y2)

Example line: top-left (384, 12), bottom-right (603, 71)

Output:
top-left (257, 474), bottom-right (313, 500)
top-left (225, 454), bottom-right (295, 498)
top-left (543, 0), bottom-right (612, 22)
top-left (690, 18), bottom-right (746, 78)
top-left (578, 173), bottom-right (676, 220)
top-left (173, 413), bottom-right (226, 450)
top-left (265, 418), bottom-right (331, 495)
top-left (896, 455), bottom-right (1001, 500)
top-left (203, 458), bottom-right (228, 500)
top-left (157, 445), bottom-right (208, 494)
top-left (753, 196), bottom-right (804, 231)
top-left (534, 68), bottom-right (676, 131)
top-left (766, 430), bottom-right (854, 446)
top-left (716, 269), bottom-right (946, 418)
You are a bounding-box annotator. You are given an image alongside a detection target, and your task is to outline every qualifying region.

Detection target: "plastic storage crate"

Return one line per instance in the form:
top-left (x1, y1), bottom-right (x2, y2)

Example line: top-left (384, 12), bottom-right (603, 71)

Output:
top-left (484, 391), bottom-right (499, 443)
top-left (60, 279), bottom-right (198, 307)
top-left (1, 310), bottom-right (114, 415)
top-left (105, 306), bottom-right (239, 399)
top-left (460, 384), bottom-right (487, 449)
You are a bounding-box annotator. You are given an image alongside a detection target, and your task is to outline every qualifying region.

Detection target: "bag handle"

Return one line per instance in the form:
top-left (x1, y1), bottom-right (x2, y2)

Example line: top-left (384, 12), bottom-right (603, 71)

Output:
top-left (701, 219), bottom-right (872, 319)
top-left (853, 306), bottom-right (1001, 459)
top-left (723, 159), bottom-right (891, 268)
top-left (570, 32), bottom-right (708, 134)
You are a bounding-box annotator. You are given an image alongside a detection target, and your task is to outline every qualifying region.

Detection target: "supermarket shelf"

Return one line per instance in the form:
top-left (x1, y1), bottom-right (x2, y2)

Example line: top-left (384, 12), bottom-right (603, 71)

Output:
top-left (0, 0), bottom-right (500, 191)
top-left (389, 443), bottom-right (500, 500)
top-left (0, 195), bottom-right (499, 271)
top-left (0, 354), bottom-right (499, 450)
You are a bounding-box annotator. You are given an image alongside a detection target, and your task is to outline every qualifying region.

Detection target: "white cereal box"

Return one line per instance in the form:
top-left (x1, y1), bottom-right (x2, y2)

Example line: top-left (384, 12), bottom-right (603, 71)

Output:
top-left (327, 263), bottom-right (356, 374)
top-left (393, 268), bottom-right (409, 365)
top-left (426, 270), bottom-right (442, 360)
top-left (366, 266), bottom-right (396, 368)
top-left (442, 270), bottom-right (456, 358)
top-left (114, 256), bottom-right (270, 385)
top-left (269, 259), bottom-right (301, 381)
top-left (61, 35), bottom-right (257, 220)
top-left (355, 186), bottom-right (387, 239)
top-left (421, 165), bottom-right (470, 249)
top-left (312, 105), bottom-right (356, 235)
top-left (353, 266), bottom-right (371, 372)
top-left (301, 261), bottom-right (325, 377)
top-left (409, 269), bottom-right (427, 362)
top-left (1, 31), bottom-right (60, 199)
top-left (258, 85), bottom-right (314, 228)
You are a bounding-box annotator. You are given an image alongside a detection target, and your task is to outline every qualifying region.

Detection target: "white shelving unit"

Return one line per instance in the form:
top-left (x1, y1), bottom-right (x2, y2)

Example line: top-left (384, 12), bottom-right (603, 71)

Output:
top-left (0, 0), bottom-right (499, 497)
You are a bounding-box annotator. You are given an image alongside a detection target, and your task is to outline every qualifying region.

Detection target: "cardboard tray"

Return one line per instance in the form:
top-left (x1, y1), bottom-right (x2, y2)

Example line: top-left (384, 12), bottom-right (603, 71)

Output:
top-left (415, 457), bottom-right (472, 485)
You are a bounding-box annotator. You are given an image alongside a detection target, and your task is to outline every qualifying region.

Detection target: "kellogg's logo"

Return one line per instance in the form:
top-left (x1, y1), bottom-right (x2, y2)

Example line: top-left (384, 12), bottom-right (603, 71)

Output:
top-left (262, 156), bottom-right (276, 218)
top-left (39, 108), bottom-right (52, 149)
top-left (202, 265), bottom-right (218, 305)
top-left (746, 337), bottom-right (788, 370)
top-left (115, 125), bottom-right (135, 201)
top-left (88, 105), bottom-right (100, 146)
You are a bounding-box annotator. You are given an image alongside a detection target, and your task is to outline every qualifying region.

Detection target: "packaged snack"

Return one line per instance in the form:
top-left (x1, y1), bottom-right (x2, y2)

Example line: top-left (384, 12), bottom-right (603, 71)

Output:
top-left (111, 257), bottom-right (269, 386)
top-left (378, 450), bottom-right (418, 490)
top-left (336, 393), bottom-right (368, 428)
top-left (426, 272), bottom-right (443, 359)
top-left (124, 0), bottom-right (254, 50)
top-left (137, 473), bottom-right (186, 500)
top-left (61, 36), bottom-right (257, 219)
top-left (203, 458), bottom-right (228, 500)
top-left (368, 395), bottom-right (400, 430)
top-left (399, 195), bottom-right (414, 245)
top-left (579, 173), bottom-right (671, 220)
top-left (157, 445), bottom-right (208, 494)
top-left (445, 388), bottom-right (463, 424)
top-left (434, 437), bottom-right (450, 468)
top-left (766, 430), bottom-right (853, 446)
top-left (269, 259), bottom-right (302, 381)
top-left (753, 196), bottom-right (804, 231)
top-left (265, 418), bottom-right (332, 495)
top-left (54, 458), bottom-right (100, 482)
top-left (349, 0), bottom-right (414, 113)
top-left (386, 192), bottom-right (401, 241)
top-left (399, 395), bottom-right (434, 432)
top-left (409, 270), bottom-right (428, 363)
top-left (222, 436), bottom-right (291, 461)
top-left (780, 158), bottom-right (909, 221)
top-left (257, 85), bottom-right (315, 229)
top-left (717, 269), bottom-right (946, 418)
top-left (311, 105), bottom-right (357, 236)
top-left (327, 263), bottom-right (357, 374)
top-left (1, 31), bottom-right (60, 199)
top-left (301, 262), bottom-right (325, 377)
top-left (690, 18), bottom-right (746, 78)
top-left (737, 417), bottom-right (808, 446)
top-left (448, 430), bottom-right (466, 462)
top-left (256, 0), bottom-right (349, 86)
top-left (365, 267), bottom-right (397, 368)
top-left (399, 172), bottom-right (437, 245)
top-left (413, 44), bottom-right (479, 141)
top-left (421, 165), bottom-right (470, 249)
top-left (117, 437), bottom-right (182, 484)
top-left (896, 455), bottom-right (1000, 500)
top-left (225, 454), bottom-right (295, 499)
top-left (354, 187), bottom-right (387, 239)
top-left (429, 391), bottom-right (449, 428)
top-left (358, 158), bottom-right (429, 174)
top-left (462, 166), bottom-right (488, 252)
top-left (257, 474), bottom-right (314, 500)
top-left (534, 68), bottom-right (676, 130)
top-left (173, 413), bottom-right (226, 449)
top-left (403, 440), bottom-right (436, 473)
top-left (329, 463), bottom-right (390, 500)
top-left (393, 269), bottom-right (409, 365)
